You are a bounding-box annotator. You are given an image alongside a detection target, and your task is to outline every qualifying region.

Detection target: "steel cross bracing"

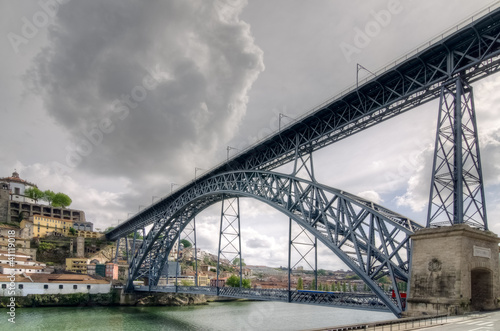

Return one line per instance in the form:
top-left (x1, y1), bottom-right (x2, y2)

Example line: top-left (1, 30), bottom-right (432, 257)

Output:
top-left (217, 196), bottom-right (243, 289)
top-left (107, 7), bottom-right (500, 242)
top-left (136, 285), bottom-right (388, 312)
top-left (124, 170), bottom-right (422, 316)
top-left (427, 77), bottom-right (487, 229)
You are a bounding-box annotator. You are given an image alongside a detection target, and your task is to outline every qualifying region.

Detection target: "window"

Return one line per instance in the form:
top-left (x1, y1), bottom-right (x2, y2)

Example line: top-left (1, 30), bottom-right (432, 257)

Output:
top-left (44, 284), bottom-right (48, 289)
top-left (87, 285), bottom-right (91, 290)
top-left (1, 284), bottom-right (6, 289)
top-left (18, 284), bottom-right (23, 289)
top-left (59, 285), bottom-right (63, 289)
top-left (73, 285), bottom-right (77, 289)
top-left (15, 188), bottom-right (20, 195)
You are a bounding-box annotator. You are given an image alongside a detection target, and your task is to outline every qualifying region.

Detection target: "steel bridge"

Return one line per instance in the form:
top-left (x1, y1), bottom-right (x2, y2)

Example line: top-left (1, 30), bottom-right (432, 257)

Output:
top-left (107, 5), bottom-right (500, 316)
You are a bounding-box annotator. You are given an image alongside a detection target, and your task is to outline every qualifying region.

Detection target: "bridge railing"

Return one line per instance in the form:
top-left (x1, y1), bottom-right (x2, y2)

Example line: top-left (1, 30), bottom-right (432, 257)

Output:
top-left (134, 285), bottom-right (390, 311)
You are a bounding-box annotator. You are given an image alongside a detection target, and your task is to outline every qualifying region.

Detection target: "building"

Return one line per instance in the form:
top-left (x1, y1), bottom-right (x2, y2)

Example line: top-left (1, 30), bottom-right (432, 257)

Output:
top-left (95, 264), bottom-right (106, 277)
top-left (198, 274), bottom-right (209, 286)
top-left (65, 258), bottom-right (89, 273)
top-left (0, 224), bottom-right (37, 259)
top-left (209, 278), bottom-right (226, 287)
top-left (105, 263), bottom-right (118, 280)
top-left (74, 230), bottom-right (103, 239)
top-left (31, 215), bottom-right (73, 237)
top-left (160, 261), bottom-right (181, 278)
top-left (0, 250), bottom-right (48, 274)
top-left (0, 171), bottom-right (86, 223)
top-left (0, 263), bottom-right (48, 275)
top-left (0, 273), bottom-right (110, 296)
top-left (72, 221), bottom-right (94, 232)
top-left (87, 263), bottom-right (96, 276)
top-left (0, 170), bottom-right (38, 203)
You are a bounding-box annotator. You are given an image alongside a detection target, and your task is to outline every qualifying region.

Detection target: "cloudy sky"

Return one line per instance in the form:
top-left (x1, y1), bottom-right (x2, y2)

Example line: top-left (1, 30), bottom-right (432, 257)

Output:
top-left (1, 0), bottom-right (500, 270)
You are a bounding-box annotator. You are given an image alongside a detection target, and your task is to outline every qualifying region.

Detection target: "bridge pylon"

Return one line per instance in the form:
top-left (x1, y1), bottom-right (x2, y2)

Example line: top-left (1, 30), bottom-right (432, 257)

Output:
top-left (217, 195), bottom-right (243, 291)
top-left (407, 76), bottom-right (498, 316)
top-left (427, 76), bottom-right (487, 230)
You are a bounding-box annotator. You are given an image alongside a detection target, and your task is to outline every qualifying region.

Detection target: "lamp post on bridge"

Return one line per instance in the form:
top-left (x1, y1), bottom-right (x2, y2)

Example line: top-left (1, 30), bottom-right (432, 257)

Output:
top-left (171, 183), bottom-right (179, 193)
top-left (195, 167), bottom-right (205, 180)
top-left (152, 196), bottom-right (160, 203)
top-left (226, 146), bottom-right (239, 161)
top-left (279, 113), bottom-right (294, 131)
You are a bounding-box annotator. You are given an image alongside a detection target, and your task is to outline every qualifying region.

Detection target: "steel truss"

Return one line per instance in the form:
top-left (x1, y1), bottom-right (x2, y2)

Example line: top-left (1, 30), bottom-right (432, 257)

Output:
top-left (125, 170), bottom-right (422, 316)
top-left (217, 196), bottom-right (242, 289)
top-left (138, 285), bottom-right (387, 312)
top-left (288, 150), bottom-right (318, 292)
top-left (427, 77), bottom-right (487, 229)
top-left (108, 7), bottom-right (500, 242)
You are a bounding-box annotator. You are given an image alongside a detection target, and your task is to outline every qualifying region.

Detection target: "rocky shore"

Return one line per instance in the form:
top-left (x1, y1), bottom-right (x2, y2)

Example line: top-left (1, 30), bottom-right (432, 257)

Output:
top-left (0, 289), bottom-right (208, 308)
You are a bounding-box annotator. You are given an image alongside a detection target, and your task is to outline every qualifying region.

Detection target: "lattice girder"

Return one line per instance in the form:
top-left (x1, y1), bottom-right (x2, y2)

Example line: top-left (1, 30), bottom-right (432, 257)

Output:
top-left (125, 170), bottom-right (422, 316)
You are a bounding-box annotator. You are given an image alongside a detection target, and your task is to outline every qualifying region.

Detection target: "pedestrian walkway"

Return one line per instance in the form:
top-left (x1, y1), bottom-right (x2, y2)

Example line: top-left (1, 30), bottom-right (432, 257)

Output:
top-left (309, 311), bottom-right (499, 331)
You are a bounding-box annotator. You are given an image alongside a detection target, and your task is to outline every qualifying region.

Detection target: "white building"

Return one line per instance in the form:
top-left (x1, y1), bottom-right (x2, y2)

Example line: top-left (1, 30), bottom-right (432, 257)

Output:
top-left (0, 249), bottom-right (48, 274)
top-left (0, 274), bottom-right (111, 296)
top-left (0, 170), bottom-right (37, 203)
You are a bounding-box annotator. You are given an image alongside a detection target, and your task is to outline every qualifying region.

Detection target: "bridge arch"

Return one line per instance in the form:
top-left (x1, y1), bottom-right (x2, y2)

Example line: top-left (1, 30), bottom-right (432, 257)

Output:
top-left (126, 170), bottom-right (422, 315)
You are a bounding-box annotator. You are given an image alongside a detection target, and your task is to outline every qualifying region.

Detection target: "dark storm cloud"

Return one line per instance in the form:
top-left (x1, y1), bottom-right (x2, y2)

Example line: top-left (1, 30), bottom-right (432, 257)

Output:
top-left (27, 0), bottom-right (264, 182)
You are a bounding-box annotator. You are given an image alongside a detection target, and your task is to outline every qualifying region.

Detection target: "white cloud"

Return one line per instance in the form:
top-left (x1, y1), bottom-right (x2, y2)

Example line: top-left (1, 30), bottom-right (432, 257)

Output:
top-left (357, 190), bottom-right (384, 204)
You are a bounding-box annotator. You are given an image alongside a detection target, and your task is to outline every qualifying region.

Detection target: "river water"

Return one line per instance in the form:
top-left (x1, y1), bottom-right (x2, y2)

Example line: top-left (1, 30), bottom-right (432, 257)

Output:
top-left (9, 301), bottom-right (394, 331)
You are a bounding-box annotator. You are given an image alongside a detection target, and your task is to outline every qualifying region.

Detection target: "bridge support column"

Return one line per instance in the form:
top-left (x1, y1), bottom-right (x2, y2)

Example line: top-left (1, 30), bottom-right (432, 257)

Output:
top-left (406, 225), bottom-right (499, 316)
top-left (217, 196), bottom-right (243, 289)
top-left (114, 237), bottom-right (121, 263)
top-left (427, 77), bottom-right (487, 229)
top-left (288, 220), bottom-right (318, 292)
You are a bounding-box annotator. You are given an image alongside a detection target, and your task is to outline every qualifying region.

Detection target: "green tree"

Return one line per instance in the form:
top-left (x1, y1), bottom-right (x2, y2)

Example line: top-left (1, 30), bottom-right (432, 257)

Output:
top-left (52, 192), bottom-right (72, 208)
top-left (226, 275), bottom-right (241, 287)
top-left (180, 279), bottom-right (192, 286)
top-left (38, 242), bottom-right (56, 252)
top-left (232, 258), bottom-right (246, 266)
top-left (24, 187), bottom-right (44, 203)
top-left (69, 227), bottom-right (76, 236)
top-left (297, 277), bottom-right (304, 290)
top-left (43, 190), bottom-right (56, 205)
top-left (353, 283), bottom-right (357, 292)
top-left (180, 239), bottom-right (192, 248)
top-left (311, 279), bottom-right (316, 290)
top-left (127, 232), bottom-right (144, 239)
top-left (105, 227), bottom-right (115, 232)
top-left (241, 279), bottom-right (251, 289)
top-left (342, 282), bottom-right (346, 292)
top-left (331, 283), bottom-right (335, 292)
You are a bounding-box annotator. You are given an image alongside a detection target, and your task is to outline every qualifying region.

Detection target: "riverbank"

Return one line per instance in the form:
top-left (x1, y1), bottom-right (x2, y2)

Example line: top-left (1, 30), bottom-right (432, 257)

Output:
top-left (0, 289), bottom-right (208, 308)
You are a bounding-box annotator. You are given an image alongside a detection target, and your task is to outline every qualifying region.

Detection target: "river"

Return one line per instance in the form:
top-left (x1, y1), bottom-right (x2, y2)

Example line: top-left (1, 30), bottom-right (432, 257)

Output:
top-left (9, 301), bottom-right (394, 330)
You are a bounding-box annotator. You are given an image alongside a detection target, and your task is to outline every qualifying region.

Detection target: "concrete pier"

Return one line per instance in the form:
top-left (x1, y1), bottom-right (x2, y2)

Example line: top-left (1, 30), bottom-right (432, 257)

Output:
top-left (406, 224), bottom-right (500, 316)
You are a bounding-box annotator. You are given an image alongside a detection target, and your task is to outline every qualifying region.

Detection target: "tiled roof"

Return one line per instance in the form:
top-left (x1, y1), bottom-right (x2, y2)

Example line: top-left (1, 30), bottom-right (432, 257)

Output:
top-left (0, 273), bottom-right (109, 284)
top-left (0, 171), bottom-right (37, 187)
top-left (29, 274), bottom-right (109, 284)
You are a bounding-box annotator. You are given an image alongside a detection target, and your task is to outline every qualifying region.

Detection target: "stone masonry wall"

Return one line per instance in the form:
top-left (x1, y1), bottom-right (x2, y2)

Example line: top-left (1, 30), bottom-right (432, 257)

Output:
top-left (407, 225), bottom-right (500, 316)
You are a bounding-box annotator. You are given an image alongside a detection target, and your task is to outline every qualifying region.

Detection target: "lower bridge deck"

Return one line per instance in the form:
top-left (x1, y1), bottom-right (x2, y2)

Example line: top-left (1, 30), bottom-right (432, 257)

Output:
top-left (134, 286), bottom-right (394, 312)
